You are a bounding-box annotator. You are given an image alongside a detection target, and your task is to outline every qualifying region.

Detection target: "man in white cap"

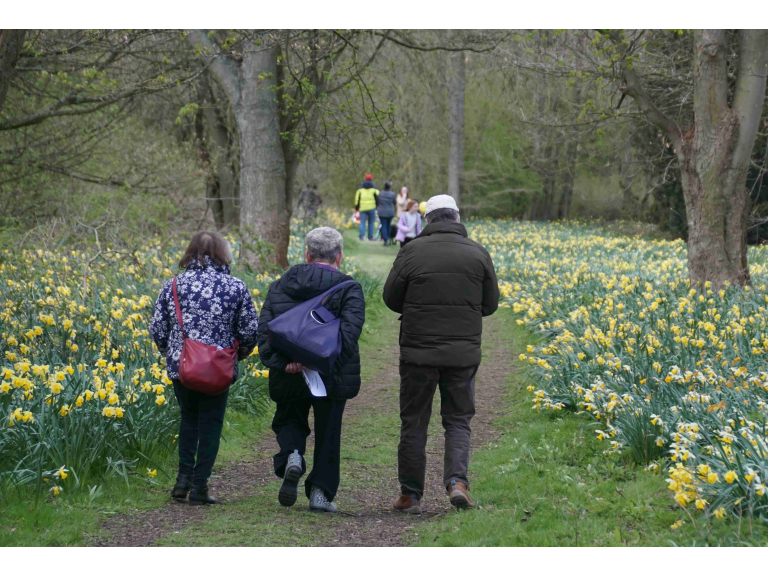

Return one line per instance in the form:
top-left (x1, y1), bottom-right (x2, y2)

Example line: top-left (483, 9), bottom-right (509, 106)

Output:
top-left (383, 194), bottom-right (499, 514)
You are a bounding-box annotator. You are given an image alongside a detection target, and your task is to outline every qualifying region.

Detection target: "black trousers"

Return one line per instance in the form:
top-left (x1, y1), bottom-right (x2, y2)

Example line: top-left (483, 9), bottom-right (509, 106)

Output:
top-left (272, 398), bottom-right (346, 501)
top-left (173, 380), bottom-right (229, 486)
top-left (398, 363), bottom-right (477, 499)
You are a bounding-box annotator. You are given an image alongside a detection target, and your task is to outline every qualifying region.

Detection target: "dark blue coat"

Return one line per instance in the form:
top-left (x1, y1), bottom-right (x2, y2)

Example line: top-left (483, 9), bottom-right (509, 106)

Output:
top-left (376, 189), bottom-right (397, 218)
top-left (256, 264), bottom-right (365, 403)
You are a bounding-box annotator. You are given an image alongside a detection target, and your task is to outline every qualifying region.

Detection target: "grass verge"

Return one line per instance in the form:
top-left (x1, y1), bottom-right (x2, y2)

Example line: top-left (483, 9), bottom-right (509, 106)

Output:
top-left (414, 321), bottom-right (768, 546)
top-left (0, 406), bottom-right (273, 546)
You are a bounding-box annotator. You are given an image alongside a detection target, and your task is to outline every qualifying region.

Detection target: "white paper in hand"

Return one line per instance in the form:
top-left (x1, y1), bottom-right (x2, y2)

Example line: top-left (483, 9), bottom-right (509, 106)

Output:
top-left (302, 368), bottom-right (327, 397)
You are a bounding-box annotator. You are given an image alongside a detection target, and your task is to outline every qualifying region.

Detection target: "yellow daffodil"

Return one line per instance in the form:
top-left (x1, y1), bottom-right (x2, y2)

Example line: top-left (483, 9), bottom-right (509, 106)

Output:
top-left (713, 508), bottom-right (727, 519)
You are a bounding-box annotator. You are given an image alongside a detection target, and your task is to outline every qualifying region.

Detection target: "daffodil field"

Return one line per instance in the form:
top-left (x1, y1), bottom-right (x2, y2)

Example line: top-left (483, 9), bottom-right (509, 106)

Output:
top-left (0, 211), bottom-right (371, 500)
top-left (471, 220), bottom-right (768, 523)
top-left (0, 241), bottom-right (274, 496)
top-left (8, 212), bottom-right (765, 529)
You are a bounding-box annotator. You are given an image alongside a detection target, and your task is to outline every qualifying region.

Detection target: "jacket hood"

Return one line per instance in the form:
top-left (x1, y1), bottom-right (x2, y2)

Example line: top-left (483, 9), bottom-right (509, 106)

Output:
top-left (361, 181), bottom-right (376, 189)
top-left (276, 263), bottom-right (351, 301)
top-left (420, 222), bottom-right (468, 238)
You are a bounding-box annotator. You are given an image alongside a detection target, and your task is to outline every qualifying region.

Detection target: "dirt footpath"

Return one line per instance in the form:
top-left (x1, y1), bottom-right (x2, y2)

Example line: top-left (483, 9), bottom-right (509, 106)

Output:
top-left (90, 310), bottom-right (511, 547)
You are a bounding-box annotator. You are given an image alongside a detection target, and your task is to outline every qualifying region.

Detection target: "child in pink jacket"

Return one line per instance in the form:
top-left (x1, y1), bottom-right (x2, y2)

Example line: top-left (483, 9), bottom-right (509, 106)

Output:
top-left (395, 200), bottom-right (422, 247)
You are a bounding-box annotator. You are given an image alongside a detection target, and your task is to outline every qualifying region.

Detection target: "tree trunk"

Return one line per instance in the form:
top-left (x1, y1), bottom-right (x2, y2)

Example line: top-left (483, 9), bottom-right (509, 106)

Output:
top-left (187, 31), bottom-right (291, 269)
top-left (681, 150), bottom-right (751, 286)
top-left (447, 51), bottom-right (465, 204)
top-left (237, 45), bottom-right (290, 269)
top-left (192, 101), bottom-right (223, 228)
top-left (540, 140), bottom-right (560, 221)
top-left (618, 138), bottom-right (635, 210)
top-left (680, 30), bottom-right (766, 288)
top-left (0, 30), bottom-right (25, 113)
top-left (620, 29), bottom-right (768, 288)
top-left (558, 139), bottom-right (577, 220)
top-left (196, 73), bottom-right (239, 229)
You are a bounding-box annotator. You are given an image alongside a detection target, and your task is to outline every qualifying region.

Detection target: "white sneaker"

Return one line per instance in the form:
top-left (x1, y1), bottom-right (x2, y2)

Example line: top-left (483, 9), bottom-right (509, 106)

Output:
top-left (279, 450), bottom-right (302, 507)
top-left (309, 486), bottom-right (338, 513)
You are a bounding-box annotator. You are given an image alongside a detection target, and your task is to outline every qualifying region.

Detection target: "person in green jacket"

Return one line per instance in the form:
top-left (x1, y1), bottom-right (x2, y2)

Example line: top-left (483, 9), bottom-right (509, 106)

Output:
top-left (354, 174), bottom-right (379, 240)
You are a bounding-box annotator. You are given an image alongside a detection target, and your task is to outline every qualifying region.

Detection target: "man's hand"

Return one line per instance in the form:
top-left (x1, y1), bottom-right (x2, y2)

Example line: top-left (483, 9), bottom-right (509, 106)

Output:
top-left (285, 362), bottom-right (305, 374)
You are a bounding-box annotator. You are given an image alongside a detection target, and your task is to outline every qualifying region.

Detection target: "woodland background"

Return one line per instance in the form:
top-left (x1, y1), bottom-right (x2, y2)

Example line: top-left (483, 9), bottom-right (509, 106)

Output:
top-left (1, 29), bottom-right (767, 263)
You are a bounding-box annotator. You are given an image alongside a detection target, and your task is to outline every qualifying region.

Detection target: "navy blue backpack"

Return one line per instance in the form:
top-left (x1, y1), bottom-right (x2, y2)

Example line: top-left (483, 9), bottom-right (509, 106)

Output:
top-left (267, 280), bottom-right (357, 375)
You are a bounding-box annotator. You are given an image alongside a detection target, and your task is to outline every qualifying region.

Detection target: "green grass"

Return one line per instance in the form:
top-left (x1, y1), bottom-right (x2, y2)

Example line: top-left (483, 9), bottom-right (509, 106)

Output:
top-left (414, 322), bottom-right (768, 546)
top-left (6, 226), bottom-right (765, 546)
top-left (0, 393), bottom-right (274, 546)
top-left (342, 229), bottom-right (400, 279)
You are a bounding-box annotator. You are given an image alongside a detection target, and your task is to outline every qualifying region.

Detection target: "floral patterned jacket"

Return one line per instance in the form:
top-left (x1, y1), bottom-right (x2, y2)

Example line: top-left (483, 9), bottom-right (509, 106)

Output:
top-left (149, 256), bottom-right (259, 381)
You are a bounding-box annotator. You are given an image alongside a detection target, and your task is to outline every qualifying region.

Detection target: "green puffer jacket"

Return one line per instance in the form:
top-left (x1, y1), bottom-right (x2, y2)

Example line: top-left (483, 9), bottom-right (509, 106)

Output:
top-left (383, 222), bottom-right (499, 368)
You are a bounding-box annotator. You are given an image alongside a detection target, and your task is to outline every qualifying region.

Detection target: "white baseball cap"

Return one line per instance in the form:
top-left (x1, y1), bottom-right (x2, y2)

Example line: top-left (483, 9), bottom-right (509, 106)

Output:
top-left (425, 194), bottom-right (459, 215)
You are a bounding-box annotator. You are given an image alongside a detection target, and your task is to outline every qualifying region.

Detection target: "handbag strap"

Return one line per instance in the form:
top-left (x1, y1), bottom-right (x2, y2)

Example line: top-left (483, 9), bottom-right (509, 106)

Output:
top-left (173, 276), bottom-right (241, 350)
top-left (319, 279), bottom-right (357, 306)
top-left (171, 277), bottom-right (187, 339)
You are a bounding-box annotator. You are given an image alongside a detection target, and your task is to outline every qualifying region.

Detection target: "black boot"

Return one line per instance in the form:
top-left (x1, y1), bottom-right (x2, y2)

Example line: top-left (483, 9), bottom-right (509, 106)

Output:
top-left (171, 473), bottom-right (192, 501)
top-left (189, 483), bottom-right (216, 505)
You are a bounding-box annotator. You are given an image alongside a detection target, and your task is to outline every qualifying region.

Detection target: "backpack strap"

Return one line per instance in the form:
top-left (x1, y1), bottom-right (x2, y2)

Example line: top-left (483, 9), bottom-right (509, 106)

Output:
top-left (171, 277), bottom-right (186, 339)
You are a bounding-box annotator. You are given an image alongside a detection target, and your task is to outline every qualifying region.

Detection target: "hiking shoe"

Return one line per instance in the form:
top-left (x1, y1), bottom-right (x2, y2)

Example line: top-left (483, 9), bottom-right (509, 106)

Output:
top-left (278, 449), bottom-right (303, 507)
top-left (393, 493), bottom-right (422, 514)
top-left (189, 483), bottom-right (216, 505)
top-left (447, 479), bottom-right (476, 510)
top-left (309, 486), bottom-right (338, 513)
top-left (170, 473), bottom-right (192, 501)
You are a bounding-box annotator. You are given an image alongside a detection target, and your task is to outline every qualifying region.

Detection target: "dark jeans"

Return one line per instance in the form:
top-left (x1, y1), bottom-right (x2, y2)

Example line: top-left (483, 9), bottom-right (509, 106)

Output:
top-left (398, 362), bottom-right (478, 499)
top-left (272, 398), bottom-right (347, 501)
top-left (379, 216), bottom-right (393, 242)
top-left (359, 209), bottom-right (376, 240)
top-left (172, 380), bottom-right (229, 486)
top-left (399, 236), bottom-right (414, 248)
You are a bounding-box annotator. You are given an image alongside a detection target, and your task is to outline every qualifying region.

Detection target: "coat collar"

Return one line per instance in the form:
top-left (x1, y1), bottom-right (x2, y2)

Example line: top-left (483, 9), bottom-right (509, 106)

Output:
top-left (420, 221), bottom-right (468, 238)
top-left (185, 255), bottom-right (230, 275)
top-left (311, 262), bottom-right (339, 272)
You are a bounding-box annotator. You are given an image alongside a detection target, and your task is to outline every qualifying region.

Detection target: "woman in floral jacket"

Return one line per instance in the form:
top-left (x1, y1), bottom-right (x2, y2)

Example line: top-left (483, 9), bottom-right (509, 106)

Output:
top-left (150, 231), bottom-right (259, 505)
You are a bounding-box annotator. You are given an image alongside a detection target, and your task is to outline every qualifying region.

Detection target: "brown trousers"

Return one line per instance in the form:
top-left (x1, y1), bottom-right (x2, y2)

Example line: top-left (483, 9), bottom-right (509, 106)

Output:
top-left (398, 362), bottom-right (478, 499)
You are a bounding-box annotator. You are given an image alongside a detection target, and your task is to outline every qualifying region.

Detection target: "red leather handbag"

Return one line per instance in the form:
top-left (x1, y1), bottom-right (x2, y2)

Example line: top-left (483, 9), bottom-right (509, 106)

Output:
top-left (172, 277), bottom-right (238, 396)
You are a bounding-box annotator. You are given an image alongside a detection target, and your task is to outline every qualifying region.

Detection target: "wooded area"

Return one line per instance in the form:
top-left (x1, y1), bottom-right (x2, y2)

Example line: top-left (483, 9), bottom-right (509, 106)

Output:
top-left (1, 29), bottom-right (767, 286)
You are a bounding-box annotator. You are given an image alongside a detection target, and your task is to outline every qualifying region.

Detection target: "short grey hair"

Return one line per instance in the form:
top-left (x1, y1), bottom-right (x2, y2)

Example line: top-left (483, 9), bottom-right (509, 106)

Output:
top-left (426, 208), bottom-right (460, 224)
top-left (305, 227), bottom-right (344, 263)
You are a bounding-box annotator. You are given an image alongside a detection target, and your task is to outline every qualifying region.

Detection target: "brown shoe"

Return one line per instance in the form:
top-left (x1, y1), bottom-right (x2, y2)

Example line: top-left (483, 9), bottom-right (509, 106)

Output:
top-left (393, 494), bottom-right (422, 514)
top-left (447, 480), bottom-right (476, 509)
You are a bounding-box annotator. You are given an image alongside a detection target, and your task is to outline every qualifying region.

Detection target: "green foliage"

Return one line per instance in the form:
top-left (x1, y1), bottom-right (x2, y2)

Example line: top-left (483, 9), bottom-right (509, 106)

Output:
top-left (647, 180), bottom-right (688, 240)
top-left (463, 79), bottom-right (540, 217)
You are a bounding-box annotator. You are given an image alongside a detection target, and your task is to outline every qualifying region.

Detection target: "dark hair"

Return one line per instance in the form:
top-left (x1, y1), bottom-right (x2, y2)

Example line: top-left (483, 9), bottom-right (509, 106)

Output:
top-left (179, 230), bottom-right (232, 269)
top-left (426, 208), bottom-right (460, 224)
top-left (383, 181), bottom-right (392, 191)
